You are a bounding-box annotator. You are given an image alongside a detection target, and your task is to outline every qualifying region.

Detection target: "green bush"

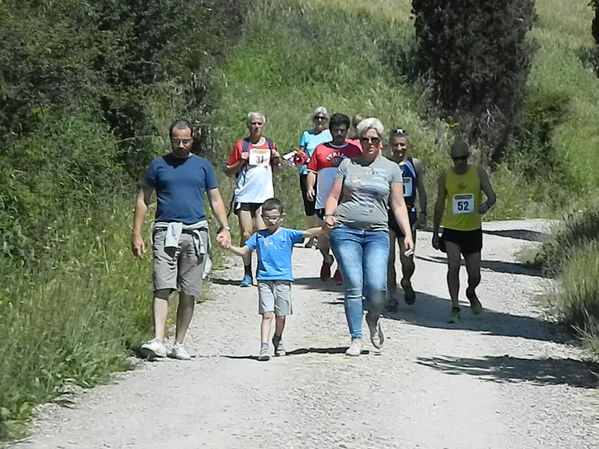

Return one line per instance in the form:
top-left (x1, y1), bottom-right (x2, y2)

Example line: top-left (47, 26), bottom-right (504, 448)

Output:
top-left (411, 0), bottom-right (536, 164)
top-left (548, 242), bottom-right (599, 350)
top-left (535, 204), bottom-right (599, 275)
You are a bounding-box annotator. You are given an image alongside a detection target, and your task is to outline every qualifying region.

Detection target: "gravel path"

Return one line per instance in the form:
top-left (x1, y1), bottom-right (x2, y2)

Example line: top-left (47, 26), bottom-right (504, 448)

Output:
top-left (13, 220), bottom-right (599, 449)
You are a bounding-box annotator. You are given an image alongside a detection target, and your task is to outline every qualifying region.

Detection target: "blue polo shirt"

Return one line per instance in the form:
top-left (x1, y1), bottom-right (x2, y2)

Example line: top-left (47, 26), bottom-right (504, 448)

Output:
top-left (245, 228), bottom-right (305, 281)
top-left (143, 154), bottom-right (218, 224)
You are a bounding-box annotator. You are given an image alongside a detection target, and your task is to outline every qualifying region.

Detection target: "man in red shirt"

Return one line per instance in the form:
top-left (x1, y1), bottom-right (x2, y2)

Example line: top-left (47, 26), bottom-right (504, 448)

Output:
top-left (306, 113), bottom-right (361, 283)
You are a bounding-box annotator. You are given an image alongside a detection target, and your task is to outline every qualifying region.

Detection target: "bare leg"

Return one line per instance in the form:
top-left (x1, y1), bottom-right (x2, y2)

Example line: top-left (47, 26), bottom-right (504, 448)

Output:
top-left (398, 231), bottom-right (416, 284)
top-left (316, 215), bottom-right (333, 263)
top-left (274, 315), bottom-right (286, 338)
top-left (464, 251), bottom-right (482, 295)
top-left (238, 210), bottom-right (254, 273)
top-left (444, 241), bottom-right (462, 308)
top-left (153, 289), bottom-right (171, 340)
top-left (260, 312), bottom-right (274, 345)
top-left (175, 293), bottom-right (195, 344)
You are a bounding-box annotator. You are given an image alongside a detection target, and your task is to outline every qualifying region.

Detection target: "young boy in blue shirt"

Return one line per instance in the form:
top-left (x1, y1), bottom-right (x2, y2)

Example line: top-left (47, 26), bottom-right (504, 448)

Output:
top-left (221, 197), bottom-right (325, 361)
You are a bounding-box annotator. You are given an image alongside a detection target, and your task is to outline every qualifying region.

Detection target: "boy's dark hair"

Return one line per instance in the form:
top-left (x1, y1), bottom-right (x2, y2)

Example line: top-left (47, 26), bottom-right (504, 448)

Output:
top-left (329, 113), bottom-right (350, 130)
top-left (262, 198), bottom-right (284, 214)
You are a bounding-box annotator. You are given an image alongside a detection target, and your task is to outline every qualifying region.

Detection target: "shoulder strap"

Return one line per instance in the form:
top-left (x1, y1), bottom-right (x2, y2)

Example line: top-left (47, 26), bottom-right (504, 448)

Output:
top-left (241, 138), bottom-right (251, 152)
top-left (242, 138), bottom-right (274, 152)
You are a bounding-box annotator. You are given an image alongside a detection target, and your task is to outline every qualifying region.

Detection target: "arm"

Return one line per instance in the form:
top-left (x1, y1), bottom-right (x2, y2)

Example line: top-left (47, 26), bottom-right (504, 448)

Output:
top-left (132, 186), bottom-right (153, 258)
top-left (323, 177), bottom-right (343, 230)
top-left (390, 183), bottom-right (414, 251)
top-left (271, 147), bottom-right (282, 174)
top-left (477, 166), bottom-right (496, 214)
top-left (224, 155), bottom-right (247, 177)
top-left (206, 188), bottom-right (232, 248)
top-left (306, 171), bottom-right (317, 201)
top-left (302, 226), bottom-right (327, 238)
top-left (432, 172), bottom-right (447, 250)
top-left (225, 244), bottom-right (251, 258)
top-left (414, 159), bottom-right (428, 229)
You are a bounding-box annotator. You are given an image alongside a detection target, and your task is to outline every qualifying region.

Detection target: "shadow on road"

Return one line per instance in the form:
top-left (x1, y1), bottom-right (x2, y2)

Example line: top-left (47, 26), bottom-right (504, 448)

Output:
top-left (286, 346), bottom-right (349, 356)
top-left (382, 291), bottom-right (572, 344)
top-left (483, 228), bottom-right (548, 242)
top-left (416, 354), bottom-right (599, 389)
top-left (293, 276), bottom-right (345, 293)
top-left (416, 254), bottom-right (544, 278)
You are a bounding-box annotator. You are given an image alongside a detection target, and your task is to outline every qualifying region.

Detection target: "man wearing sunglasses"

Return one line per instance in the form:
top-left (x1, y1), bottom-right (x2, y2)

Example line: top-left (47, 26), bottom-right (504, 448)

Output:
top-left (432, 140), bottom-right (496, 324)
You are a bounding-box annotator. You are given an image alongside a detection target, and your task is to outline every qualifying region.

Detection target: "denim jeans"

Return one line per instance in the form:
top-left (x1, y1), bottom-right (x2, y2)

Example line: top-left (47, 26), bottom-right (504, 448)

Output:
top-left (330, 225), bottom-right (389, 339)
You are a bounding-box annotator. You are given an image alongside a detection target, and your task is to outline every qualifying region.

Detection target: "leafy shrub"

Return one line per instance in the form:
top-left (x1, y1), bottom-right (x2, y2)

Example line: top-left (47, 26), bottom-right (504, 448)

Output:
top-left (411, 0), bottom-right (536, 164)
top-left (548, 242), bottom-right (599, 344)
top-left (534, 204), bottom-right (599, 276)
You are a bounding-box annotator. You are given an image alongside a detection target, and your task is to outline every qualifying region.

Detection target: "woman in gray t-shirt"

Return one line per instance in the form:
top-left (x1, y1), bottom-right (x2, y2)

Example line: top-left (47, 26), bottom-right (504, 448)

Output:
top-left (323, 117), bottom-right (414, 357)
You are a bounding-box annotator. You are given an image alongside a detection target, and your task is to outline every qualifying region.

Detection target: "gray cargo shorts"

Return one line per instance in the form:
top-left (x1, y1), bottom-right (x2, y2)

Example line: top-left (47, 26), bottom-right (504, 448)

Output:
top-left (257, 281), bottom-right (292, 316)
top-left (152, 228), bottom-right (208, 297)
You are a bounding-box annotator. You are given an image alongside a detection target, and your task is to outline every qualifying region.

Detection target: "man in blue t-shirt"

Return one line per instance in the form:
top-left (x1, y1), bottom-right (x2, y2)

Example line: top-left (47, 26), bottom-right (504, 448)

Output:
top-left (221, 198), bottom-right (325, 361)
top-left (132, 119), bottom-right (232, 361)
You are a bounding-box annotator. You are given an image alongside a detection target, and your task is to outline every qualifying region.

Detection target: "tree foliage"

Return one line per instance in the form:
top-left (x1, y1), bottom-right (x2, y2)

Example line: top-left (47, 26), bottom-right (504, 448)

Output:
top-left (0, 0), bottom-right (245, 263)
top-left (411, 0), bottom-right (535, 164)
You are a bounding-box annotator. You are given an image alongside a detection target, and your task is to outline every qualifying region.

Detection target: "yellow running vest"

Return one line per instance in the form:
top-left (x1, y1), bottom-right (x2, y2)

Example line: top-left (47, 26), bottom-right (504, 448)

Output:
top-left (443, 165), bottom-right (482, 231)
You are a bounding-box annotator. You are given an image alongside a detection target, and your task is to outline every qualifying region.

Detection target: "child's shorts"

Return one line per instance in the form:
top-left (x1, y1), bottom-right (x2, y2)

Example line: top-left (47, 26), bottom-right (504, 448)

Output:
top-left (257, 281), bottom-right (292, 316)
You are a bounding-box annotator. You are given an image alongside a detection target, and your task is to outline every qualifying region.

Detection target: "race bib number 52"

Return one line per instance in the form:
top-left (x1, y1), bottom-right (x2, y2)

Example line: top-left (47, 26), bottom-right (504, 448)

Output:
top-left (452, 194), bottom-right (474, 214)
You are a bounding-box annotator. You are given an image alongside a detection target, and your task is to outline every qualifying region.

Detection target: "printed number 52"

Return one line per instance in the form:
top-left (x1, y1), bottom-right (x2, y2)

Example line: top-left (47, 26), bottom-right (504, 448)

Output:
top-left (457, 201), bottom-right (468, 211)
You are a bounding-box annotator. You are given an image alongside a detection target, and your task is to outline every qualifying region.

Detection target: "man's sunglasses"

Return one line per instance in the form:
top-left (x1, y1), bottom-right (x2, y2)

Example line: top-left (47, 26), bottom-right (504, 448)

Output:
top-left (391, 128), bottom-right (408, 136)
top-left (451, 155), bottom-right (469, 161)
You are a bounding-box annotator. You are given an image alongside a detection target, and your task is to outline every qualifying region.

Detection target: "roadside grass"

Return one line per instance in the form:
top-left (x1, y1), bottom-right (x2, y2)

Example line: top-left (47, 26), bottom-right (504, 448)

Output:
top-left (0, 200), bottom-right (153, 440)
top-left (535, 204), bottom-right (599, 356)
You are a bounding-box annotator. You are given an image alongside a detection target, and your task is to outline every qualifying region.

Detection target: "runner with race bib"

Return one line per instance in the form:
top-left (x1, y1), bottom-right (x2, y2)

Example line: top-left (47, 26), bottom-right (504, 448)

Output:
top-left (431, 140), bottom-right (496, 324)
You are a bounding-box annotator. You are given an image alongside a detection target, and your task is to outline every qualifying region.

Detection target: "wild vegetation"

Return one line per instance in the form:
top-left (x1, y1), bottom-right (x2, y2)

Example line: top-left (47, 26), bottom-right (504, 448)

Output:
top-left (0, 0), bottom-right (244, 440)
top-left (1, 0), bottom-right (599, 441)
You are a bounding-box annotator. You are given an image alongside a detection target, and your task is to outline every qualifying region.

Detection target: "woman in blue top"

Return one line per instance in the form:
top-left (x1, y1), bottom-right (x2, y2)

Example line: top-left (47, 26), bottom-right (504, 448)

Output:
top-left (298, 106), bottom-right (332, 247)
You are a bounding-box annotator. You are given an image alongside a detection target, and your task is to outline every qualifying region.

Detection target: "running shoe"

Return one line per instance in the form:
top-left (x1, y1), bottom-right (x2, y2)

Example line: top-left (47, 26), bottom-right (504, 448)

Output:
top-left (447, 307), bottom-right (461, 324)
top-left (367, 319), bottom-right (384, 349)
top-left (333, 269), bottom-right (343, 285)
top-left (168, 343), bottom-right (191, 360)
top-left (345, 338), bottom-right (363, 356)
top-left (140, 338), bottom-right (167, 359)
top-left (272, 335), bottom-right (286, 356)
top-left (258, 346), bottom-right (271, 361)
top-left (240, 274), bottom-right (252, 287)
top-left (401, 280), bottom-right (416, 305)
top-left (320, 260), bottom-right (332, 281)
top-left (466, 288), bottom-right (483, 314)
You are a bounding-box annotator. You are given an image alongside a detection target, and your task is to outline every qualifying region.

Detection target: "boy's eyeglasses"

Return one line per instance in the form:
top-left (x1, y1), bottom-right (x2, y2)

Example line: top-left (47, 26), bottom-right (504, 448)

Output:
top-left (262, 215), bottom-right (282, 222)
top-left (313, 116), bottom-right (328, 120)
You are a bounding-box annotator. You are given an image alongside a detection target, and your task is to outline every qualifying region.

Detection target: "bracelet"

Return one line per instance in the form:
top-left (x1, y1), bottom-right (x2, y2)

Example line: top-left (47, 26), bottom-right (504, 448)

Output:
top-left (218, 226), bottom-right (232, 232)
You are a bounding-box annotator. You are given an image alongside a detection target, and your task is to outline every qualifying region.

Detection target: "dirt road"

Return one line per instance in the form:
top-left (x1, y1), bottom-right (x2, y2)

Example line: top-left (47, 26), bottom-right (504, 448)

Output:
top-left (15, 220), bottom-right (599, 449)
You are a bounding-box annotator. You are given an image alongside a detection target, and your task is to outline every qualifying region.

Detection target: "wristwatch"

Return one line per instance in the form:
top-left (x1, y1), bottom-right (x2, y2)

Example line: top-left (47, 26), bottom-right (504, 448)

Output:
top-left (219, 226), bottom-right (232, 232)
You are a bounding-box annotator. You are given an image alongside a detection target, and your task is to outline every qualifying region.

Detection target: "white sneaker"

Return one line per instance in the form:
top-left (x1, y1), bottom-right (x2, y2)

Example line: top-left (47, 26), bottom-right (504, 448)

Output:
top-left (345, 338), bottom-right (363, 356)
top-left (168, 343), bottom-right (191, 360)
top-left (367, 319), bottom-right (384, 349)
top-left (140, 338), bottom-right (167, 359)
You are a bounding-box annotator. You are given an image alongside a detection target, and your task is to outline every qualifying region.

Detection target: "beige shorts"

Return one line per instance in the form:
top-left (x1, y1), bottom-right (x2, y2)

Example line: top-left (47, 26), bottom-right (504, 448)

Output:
top-left (257, 281), bottom-right (292, 316)
top-left (152, 228), bottom-right (208, 297)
